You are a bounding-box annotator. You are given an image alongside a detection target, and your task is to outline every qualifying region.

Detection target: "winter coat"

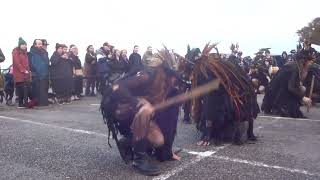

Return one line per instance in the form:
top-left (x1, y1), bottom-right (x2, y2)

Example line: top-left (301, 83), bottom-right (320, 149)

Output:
top-left (142, 52), bottom-right (153, 66)
top-left (12, 48), bottom-right (30, 83)
top-left (0, 48), bottom-right (5, 63)
top-left (106, 58), bottom-right (128, 81)
top-left (69, 52), bottom-right (82, 70)
top-left (84, 52), bottom-right (97, 77)
top-left (97, 57), bottom-right (110, 78)
top-left (29, 46), bottom-right (50, 80)
top-left (128, 52), bottom-right (143, 75)
top-left (4, 73), bottom-right (14, 93)
top-left (50, 52), bottom-right (73, 80)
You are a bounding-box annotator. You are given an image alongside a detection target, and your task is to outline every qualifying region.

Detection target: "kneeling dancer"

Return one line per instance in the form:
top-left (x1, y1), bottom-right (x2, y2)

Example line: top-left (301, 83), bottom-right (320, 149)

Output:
top-left (101, 52), bottom-right (182, 176)
top-left (262, 49), bottom-right (315, 118)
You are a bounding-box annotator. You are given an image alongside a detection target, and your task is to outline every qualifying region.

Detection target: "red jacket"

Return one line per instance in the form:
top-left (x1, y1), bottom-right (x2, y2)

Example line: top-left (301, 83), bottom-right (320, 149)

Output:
top-left (12, 47), bottom-right (30, 83)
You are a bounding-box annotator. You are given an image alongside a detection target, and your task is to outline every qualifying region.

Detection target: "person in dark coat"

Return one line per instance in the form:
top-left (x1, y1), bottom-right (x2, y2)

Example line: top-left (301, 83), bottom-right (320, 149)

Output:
top-left (29, 39), bottom-right (50, 106)
top-left (12, 37), bottom-right (34, 108)
top-left (84, 45), bottom-right (97, 96)
top-left (50, 43), bottom-right (74, 104)
top-left (128, 45), bottom-right (143, 76)
top-left (69, 45), bottom-right (83, 100)
top-left (262, 50), bottom-right (315, 118)
top-left (120, 49), bottom-right (130, 73)
top-left (106, 49), bottom-right (128, 82)
top-left (0, 48), bottom-right (5, 63)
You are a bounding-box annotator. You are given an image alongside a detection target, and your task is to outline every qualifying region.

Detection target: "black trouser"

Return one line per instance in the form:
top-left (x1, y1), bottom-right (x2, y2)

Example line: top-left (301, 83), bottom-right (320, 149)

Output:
top-left (5, 89), bottom-right (13, 101)
top-left (85, 76), bottom-right (96, 95)
top-left (32, 79), bottom-right (49, 106)
top-left (15, 82), bottom-right (33, 105)
top-left (73, 76), bottom-right (83, 96)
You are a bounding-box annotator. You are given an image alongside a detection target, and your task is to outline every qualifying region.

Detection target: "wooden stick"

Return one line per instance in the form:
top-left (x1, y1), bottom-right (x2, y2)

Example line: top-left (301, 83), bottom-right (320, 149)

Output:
top-left (153, 79), bottom-right (220, 111)
top-left (307, 75), bottom-right (315, 112)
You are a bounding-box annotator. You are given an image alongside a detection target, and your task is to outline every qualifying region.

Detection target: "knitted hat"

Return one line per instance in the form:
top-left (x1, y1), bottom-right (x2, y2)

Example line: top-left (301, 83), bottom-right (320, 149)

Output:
top-left (18, 37), bottom-right (27, 46)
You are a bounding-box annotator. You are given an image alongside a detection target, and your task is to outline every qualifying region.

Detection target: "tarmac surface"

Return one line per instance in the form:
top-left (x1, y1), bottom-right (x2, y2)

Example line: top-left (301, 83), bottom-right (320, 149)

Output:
top-left (0, 95), bottom-right (320, 180)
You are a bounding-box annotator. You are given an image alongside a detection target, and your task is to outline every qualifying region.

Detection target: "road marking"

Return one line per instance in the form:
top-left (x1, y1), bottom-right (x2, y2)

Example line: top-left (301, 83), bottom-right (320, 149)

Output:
top-left (0, 115), bottom-right (107, 137)
top-left (211, 155), bottom-right (320, 177)
top-left (90, 104), bottom-right (100, 106)
top-left (258, 115), bottom-right (320, 122)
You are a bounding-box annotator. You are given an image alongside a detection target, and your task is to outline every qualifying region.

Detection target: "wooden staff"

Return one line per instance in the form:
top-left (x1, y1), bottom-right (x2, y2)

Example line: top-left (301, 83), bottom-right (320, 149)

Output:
top-left (153, 79), bottom-right (220, 111)
top-left (307, 75), bottom-right (315, 112)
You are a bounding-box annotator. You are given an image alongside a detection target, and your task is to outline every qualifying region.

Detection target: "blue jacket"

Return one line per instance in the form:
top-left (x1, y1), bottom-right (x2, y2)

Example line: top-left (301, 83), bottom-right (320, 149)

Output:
top-left (29, 46), bottom-right (50, 80)
top-left (97, 57), bottom-right (110, 78)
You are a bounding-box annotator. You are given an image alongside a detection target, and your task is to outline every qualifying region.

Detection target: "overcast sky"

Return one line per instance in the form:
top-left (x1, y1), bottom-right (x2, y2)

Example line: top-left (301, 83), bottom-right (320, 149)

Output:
top-left (0, 0), bottom-right (319, 68)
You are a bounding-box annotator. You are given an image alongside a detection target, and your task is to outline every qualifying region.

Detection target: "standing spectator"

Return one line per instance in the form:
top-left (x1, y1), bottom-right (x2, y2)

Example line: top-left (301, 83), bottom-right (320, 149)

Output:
top-left (69, 45), bottom-right (83, 100)
top-left (84, 45), bottom-right (97, 96)
top-left (120, 49), bottom-right (130, 73)
top-left (41, 39), bottom-right (49, 50)
top-left (96, 42), bottom-right (112, 93)
top-left (142, 46), bottom-right (153, 66)
top-left (29, 39), bottom-right (50, 106)
top-left (128, 45), bottom-right (143, 76)
top-left (107, 49), bottom-right (127, 81)
top-left (280, 51), bottom-right (288, 67)
top-left (50, 43), bottom-right (74, 104)
top-left (0, 48), bottom-right (5, 63)
top-left (12, 37), bottom-right (33, 108)
top-left (4, 66), bottom-right (14, 106)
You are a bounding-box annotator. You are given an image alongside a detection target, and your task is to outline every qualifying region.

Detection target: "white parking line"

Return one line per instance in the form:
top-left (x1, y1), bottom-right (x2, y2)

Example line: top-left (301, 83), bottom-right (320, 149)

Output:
top-left (2, 115), bottom-right (319, 178)
top-left (211, 155), bottom-right (320, 177)
top-left (153, 151), bottom-right (216, 180)
top-left (0, 115), bottom-right (107, 137)
top-left (258, 115), bottom-right (320, 122)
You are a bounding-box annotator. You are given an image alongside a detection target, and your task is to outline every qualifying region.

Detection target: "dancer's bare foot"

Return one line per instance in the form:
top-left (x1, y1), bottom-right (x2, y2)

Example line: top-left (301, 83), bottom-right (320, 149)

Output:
top-left (172, 152), bottom-right (181, 161)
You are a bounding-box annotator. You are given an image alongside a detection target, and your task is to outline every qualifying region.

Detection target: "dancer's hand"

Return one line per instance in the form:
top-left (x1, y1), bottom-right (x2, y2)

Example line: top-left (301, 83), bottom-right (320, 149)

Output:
top-left (136, 98), bottom-right (149, 107)
top-left (302, 97), bottom-right (312, 107)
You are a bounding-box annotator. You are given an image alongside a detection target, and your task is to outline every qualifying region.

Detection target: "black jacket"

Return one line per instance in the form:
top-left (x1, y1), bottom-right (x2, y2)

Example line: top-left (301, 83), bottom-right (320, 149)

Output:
top-left (50, 52), bottom-right (73, 80)
top-left (84, 52), bottom-right (97, 77)
top-left (69, 52), bottom-right (82, 70)
top-left (0, 48), bottom-right (5, 63)
top-left (128, 52), bottom-right (143, 75)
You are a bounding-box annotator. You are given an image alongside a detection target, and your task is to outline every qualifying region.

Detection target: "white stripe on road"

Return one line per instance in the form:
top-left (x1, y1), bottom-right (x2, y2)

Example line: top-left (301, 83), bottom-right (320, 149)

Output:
top-left (0, 115), bottom-right (107, 137)
top-left (258, 115), bottom-right (320, 122)
top-left (1, 115), bottom-right (319, 178)
top-left (211, 155), bottom-right (320, 177)
top-left (153, 151), bottom-right (216, 180)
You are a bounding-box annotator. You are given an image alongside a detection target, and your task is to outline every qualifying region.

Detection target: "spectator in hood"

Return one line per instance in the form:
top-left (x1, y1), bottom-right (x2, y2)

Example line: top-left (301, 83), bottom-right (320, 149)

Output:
top-left (12, 37), bottom-right (34, 108)
top-left (50, 43), bottom-right (74, 104)
top-left (128, 45), bottom-right (143, 76)
top-left (0, 48), bottom-right (5, 63)
top-left (69, 45), bottom-right (83, 100)
top-left (84, 45), bottom-right (97, 96)
top-left (29, 39), bottom-right (50, 106)
top-left (142, 46), bottom-right (153, 67)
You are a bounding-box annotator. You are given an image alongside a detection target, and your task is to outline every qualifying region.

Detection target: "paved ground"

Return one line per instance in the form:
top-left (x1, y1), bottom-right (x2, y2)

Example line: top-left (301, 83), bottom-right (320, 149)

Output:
top-left (0, 95), bottom-right (320, 180)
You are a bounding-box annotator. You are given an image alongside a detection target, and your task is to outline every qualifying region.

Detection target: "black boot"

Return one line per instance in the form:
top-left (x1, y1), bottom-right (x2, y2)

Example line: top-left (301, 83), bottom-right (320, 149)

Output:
top-left (233, 122), bottom-right (244, 145)
top-left (132, 140), bottom-right (161, 176)
top-left (118, 137), bottom-right (133, 164)
top-left (247, 119), bottom-right (257, 141)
